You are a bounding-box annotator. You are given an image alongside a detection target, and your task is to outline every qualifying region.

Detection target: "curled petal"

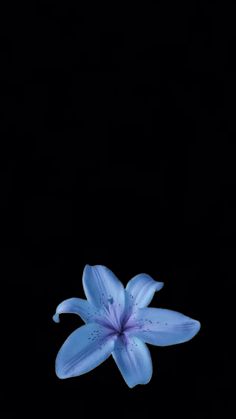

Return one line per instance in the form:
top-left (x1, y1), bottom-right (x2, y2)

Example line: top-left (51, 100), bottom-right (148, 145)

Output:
top-left (132, 308), bottom-right (201, 346)
top-left (112, 335), bottom-right (153, 388)
top-left (53, 298), bottom-right (99, 324)
top-left (126, 273), bottom-right (164, 308)
top-left (82, 265), bottom-right (125, 312)
top-left (56, 323), bottom-right (116, 379)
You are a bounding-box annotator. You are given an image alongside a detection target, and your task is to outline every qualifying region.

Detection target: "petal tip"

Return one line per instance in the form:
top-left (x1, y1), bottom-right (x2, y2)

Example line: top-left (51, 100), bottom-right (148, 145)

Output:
top-left (194, 319), bottom-right (201, 334)
top-left (53, 313), bottom-right (60, 323)
top-left (55, 366), bottom-right (67, 379)
top-left (83, 264), bottom-right (93, 277)
top-left (156, 281), bottom-right (164, 290)
top-left (186, 318), bottom-right (201, 341)
top-left (127, 382), bottom-right (136, 389)
top-left (55, 357), bottom-right (69, 379)
top-left (126, 377), bottom-right (151, 389)
top-left (56, 373), bottom-right (65, 379)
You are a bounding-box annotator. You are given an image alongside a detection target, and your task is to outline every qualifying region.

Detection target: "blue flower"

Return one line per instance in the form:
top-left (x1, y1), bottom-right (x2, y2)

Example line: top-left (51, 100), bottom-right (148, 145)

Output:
top-left (53, 265), bottom-right (200, 388)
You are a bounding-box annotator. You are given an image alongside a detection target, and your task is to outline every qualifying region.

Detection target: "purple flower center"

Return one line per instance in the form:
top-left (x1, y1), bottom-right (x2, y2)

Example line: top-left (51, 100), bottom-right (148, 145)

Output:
top-left (95, 299), bottom-right (135, 336)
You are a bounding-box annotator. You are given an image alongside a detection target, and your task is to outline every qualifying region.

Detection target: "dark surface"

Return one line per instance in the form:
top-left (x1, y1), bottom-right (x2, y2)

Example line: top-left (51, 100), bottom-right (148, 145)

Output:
top-left (0, 2), bottom-right (234, 418)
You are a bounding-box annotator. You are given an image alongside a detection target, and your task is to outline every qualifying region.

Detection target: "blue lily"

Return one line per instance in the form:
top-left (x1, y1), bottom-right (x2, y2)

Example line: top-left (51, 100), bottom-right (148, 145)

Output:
top-left (53, 265), bottom-right (200, 388)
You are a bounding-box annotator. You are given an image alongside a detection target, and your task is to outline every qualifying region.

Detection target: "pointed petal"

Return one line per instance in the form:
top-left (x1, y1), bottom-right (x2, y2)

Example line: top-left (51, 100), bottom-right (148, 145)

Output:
top-left (126, 274), bottom-right (164, 308)
top-left (112, 335), bottom-right (153, 388)
top-left (82, 265), bottom-right (125, 311)
top-left (53, 298), bottom-right (99, 324)
top-left (132, 308), bottom-right (201, 346)
top-left (55, 323), bottom-right (116, 379)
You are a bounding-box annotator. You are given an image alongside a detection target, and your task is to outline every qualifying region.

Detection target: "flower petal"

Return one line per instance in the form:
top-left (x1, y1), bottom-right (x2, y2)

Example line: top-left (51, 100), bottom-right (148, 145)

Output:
top-left (112, 335), bottom-right (153, 388)
top-left (55, 323), bottom-right (116, 379)
top-left (82, 265), bottom-right (125, 311)
top-left (132, 308), bottom-right (201, 346)
top-left (126, 274), bottom-right (164, 308)
top-left (53, 298), bottom-right (99, 324)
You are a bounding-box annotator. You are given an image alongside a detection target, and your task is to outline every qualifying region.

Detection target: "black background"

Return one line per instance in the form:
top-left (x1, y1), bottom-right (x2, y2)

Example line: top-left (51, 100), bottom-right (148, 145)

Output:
top-left (0, 2), bottom-right (234, 418)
